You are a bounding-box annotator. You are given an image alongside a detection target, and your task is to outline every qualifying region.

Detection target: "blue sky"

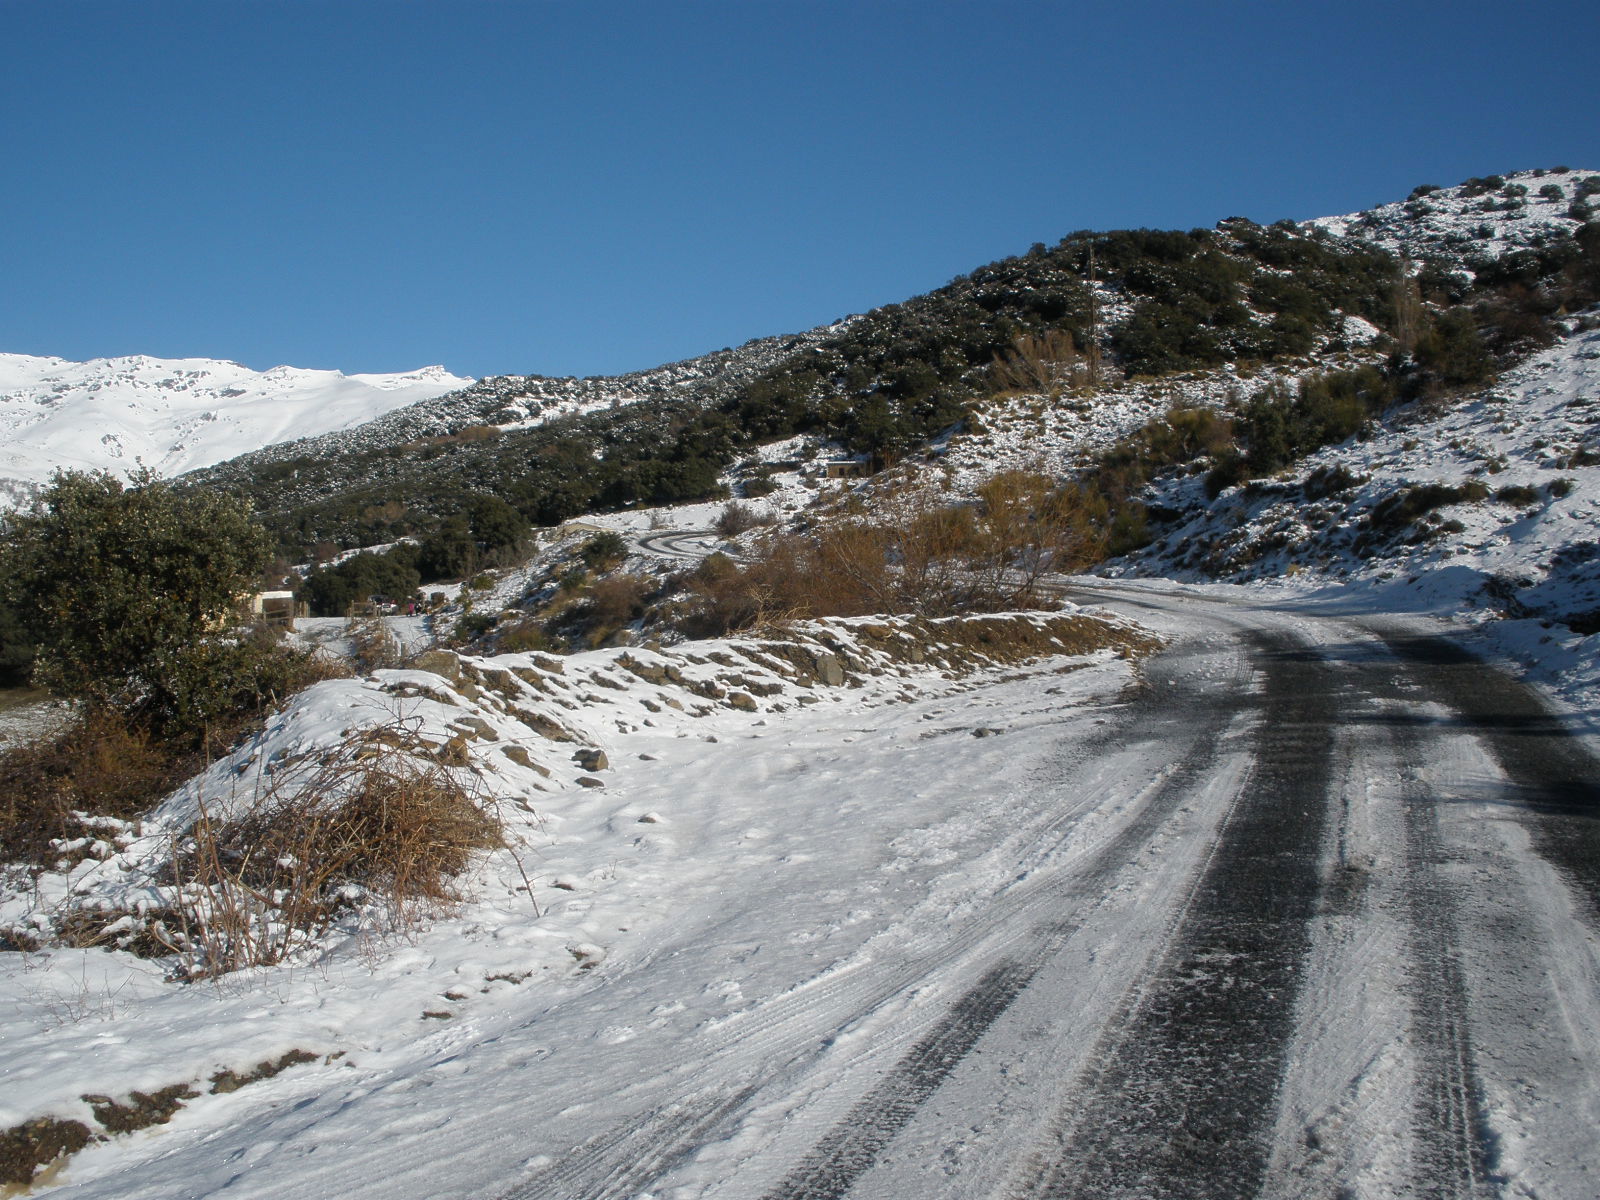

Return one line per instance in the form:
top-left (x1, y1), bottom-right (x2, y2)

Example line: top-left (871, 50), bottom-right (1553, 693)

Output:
top-left (3, 0), bottom-right (1597, 380)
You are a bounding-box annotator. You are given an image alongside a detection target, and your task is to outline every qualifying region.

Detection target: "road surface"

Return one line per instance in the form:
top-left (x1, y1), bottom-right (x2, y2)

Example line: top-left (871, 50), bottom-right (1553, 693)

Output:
top-left (486, 583), bottom-right (1600, 1199)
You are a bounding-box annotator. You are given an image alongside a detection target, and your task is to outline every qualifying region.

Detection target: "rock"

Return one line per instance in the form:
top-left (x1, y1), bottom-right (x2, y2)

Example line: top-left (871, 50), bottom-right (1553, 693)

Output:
top-left (501, 744), bottom-right (547, 774)
top-left (576, 776), bottom-right (606, 789)
top-left (971, 727), bottom-right (1002, 738)
top-left (812, 651), bottom-right (846, 687)
top-left (411, 649), bottom-right (461, 682)
top-left (637, 811), bottom-right (663, 824)
top-left (508, 706), bottom-right (575, 742)
top-left (453, 716), bottom-right (499, 742)
top-left (574, 748), bottom-right (609, 772)
top-left (727, 691), bottom-right (758, 712)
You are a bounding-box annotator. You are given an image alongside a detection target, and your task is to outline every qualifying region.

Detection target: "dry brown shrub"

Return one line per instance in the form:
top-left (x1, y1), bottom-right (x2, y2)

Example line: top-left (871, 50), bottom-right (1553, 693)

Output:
top-left (676, 471), bottom-right (1105, 637)
top-left (165, 734), bottom-right (502, 977)
top-left (991, 329), bottom-right (1088, 398)
top-left (0, 711), bottom-right (190, 868)
top-left (0, 642), bottom-right (352, 873)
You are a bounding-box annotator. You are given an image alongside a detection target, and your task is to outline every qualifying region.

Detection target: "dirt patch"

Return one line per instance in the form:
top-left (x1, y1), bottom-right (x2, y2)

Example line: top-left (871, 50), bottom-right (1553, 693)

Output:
top-left (0, 1117), bottom-right (92, 1190)
top-left (0, 1051), bottom-right (323, 1190)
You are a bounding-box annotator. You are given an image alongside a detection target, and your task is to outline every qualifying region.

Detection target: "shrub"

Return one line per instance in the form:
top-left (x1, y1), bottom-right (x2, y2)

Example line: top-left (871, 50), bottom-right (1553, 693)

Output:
top-left (495, 619), bottom-right (553, 654)
top-left (0, 469), bottom-right (274, 741)
top-left (579, 531), bottom-right (628, 572)
top-left (676, 472), bottom-right (1101, 637)
top-left (1304, 464), bottom-right (1365, 499)
top-left (1494, 484), bottom-right (1541, 506)
top-left (715, 501), bottom-right (767, 536)
top-left (166, 739), bottom-right (502, 977)
top-left (0, 710), bottom-right (179, 868)
top-left (578, 573), bottom-right (653, 646)
top-left (1540, 184), bottom-right (1565, 202)
top-left (454, 612), bottom-right (496, 641)
top-left (1370, 481), bottom-right (1489, 533)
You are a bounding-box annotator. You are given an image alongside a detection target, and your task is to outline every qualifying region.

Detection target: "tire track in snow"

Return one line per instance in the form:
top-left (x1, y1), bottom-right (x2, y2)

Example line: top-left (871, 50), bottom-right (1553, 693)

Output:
top-left (1371, 628), bottom-right (1600, 919)
top-left (1010, 627), bottom-right (1337, 1200)
top-left (503, 634), bottom-right (1253, 1200)
top-left (1362, 623), bottom-right (1600, 1197)
top-left (758, 646), bottom-right (1256, 1199)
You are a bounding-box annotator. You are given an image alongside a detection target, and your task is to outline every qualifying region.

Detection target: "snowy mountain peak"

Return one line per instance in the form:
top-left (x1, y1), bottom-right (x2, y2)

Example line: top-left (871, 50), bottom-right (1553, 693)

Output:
top-left (0, 353), bottom-right (473, 509)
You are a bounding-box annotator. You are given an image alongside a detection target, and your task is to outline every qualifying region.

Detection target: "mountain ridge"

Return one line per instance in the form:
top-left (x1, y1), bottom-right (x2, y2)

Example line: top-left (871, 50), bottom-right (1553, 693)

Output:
top-left (0, 354), bottom-right (471, 508)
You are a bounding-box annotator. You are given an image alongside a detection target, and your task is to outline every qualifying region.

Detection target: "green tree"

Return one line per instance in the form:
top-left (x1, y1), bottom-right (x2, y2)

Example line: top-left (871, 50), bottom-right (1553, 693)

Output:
top-left (0, 469), bottom-right (274, 738)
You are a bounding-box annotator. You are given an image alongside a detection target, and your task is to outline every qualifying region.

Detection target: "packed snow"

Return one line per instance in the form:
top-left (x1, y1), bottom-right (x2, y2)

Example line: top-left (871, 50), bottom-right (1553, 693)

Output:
top-left (0, 611), bottom-right (1157, 1196)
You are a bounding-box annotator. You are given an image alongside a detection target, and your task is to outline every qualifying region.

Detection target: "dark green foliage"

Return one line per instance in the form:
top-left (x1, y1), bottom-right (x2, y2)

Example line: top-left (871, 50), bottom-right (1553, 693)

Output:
top-left (1106, 223), bottom-right (1395, 374)
top-left (1411, 308), bottom-right (1494, 390)
top-left (416, 517), bottom-right (477, 582)
top-left (1303, 463), bottom-right (1365, 499)
top-left (1074, 404), bottom-right (1236, 550)
top-left (142, 632), bottom-right (320, 749)
top-left (742, 473), bottom-right (779, 498)
top-left (0, 580), bottom-right (35, 688)
top-left (1369, 481), bottom-right (1489, 533)
top-left (1408, 184), bottom-right (1442, 200)
top-left (1232, 366), bottom-right (1396, 477)
top-left (1493, 484), bottom-right (1541, 506)
top-left (455, 612), bottom-right (496, 641)
top-left (580, 531), bottom-right (628, 572)
top-left (182, 194), bottom-right (1590, 563)
top-left (300, 545), bottom-right (423, 616)
top-left (0, 470), bottom-right (280, 742)
top-left (1539, 184), bottom-right (1564, 201)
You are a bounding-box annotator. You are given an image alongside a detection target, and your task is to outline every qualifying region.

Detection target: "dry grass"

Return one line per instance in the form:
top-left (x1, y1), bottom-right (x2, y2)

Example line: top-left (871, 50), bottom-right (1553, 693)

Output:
top-left (0, 710), bottom-right (190, 868)
top-left (163, 732), bottom-right (503, 978)
top-left (677, 470), bottom-right (1104, 638)
top-left (0, 650), bottom-right (352, 874)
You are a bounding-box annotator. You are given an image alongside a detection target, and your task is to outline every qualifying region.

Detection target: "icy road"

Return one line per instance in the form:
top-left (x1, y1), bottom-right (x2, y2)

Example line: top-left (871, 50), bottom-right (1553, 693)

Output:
top-left (33, 585), bottom-right (1600, 1200)
top-left (504, 585), bottom-right (1600, 1200)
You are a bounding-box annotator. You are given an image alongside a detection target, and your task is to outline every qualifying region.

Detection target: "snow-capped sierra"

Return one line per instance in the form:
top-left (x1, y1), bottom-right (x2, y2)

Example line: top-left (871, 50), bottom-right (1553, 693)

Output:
top-left (0, 354), bottom-right (471, 509)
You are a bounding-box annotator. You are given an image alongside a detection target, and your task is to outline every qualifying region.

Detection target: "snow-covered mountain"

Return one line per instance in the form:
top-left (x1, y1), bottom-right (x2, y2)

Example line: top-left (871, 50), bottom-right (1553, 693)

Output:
top-left (0, 354), bottom-right (471, 508)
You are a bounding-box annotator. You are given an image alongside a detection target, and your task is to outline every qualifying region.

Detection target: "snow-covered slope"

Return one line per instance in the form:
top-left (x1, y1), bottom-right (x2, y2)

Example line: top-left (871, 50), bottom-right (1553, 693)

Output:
top-left (0, 355), bottom-right (471, 508)
top-left (1091, 316), bottom-right (1600, 706)
top-left (1307, 166), bottom-right (1598, 275)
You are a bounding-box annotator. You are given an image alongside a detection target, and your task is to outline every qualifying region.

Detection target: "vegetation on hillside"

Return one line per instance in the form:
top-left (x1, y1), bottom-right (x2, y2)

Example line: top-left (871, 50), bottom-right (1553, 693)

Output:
top-left (191, 218), bottom-right (1407, 560)
top-left (0, 471), bottom-right (342, 870)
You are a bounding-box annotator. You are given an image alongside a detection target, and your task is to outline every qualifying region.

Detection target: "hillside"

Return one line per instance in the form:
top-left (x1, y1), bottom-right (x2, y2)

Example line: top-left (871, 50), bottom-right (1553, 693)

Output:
top-left (182, 190), bottom-right (1412, 555)
top-left (4, 171), bottom-right (1600, 1199)
top-left (0, 355), bottom-right (469, 509)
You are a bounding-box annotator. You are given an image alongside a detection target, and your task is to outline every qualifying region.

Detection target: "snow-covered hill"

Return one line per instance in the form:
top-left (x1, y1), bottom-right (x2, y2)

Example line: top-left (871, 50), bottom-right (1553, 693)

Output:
top-left (0, 355), bottom-right (471, 508)
top-left (1307, 166), bottom-right (1598, 277)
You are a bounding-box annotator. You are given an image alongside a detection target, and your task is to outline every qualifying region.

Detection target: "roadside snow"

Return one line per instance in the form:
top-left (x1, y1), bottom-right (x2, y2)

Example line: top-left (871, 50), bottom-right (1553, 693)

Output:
top-left (0, 609), bottom-right (1149, 1196)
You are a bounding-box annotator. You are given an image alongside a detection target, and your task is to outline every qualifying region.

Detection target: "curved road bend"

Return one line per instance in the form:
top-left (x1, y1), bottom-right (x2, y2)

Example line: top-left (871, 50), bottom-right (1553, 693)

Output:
top-left (502, 584), bottom-right (1600, 1200)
